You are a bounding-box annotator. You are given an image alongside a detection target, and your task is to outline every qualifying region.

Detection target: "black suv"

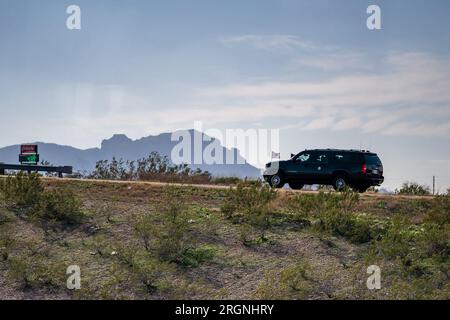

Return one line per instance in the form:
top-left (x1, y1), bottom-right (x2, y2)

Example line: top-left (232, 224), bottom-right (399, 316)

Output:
top-left (263, 149), bottom-right (384, 192)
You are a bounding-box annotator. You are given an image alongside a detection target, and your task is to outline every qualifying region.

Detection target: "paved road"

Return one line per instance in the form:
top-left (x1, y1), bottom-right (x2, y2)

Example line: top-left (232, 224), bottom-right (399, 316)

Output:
top-left (39, 176), bottom-right (437, 200)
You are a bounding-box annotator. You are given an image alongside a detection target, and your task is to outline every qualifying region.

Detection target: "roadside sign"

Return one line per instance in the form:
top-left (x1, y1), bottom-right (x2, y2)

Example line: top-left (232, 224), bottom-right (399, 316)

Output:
top-left (21, 144), bottom-right (38, 154)
top-left (19, 154), bottom-right (40, 164)
top-left (19, 144), bottom-right (39, 165)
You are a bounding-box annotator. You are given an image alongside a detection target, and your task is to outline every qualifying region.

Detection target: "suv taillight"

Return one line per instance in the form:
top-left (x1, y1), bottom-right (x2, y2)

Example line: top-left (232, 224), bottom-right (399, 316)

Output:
top-left (361, 163), bottom-right (367, 174)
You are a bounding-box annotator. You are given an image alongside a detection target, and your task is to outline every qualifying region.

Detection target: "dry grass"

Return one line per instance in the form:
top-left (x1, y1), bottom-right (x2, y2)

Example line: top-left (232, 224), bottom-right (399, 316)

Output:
top-left (0, 177), bottom-right (448, 300)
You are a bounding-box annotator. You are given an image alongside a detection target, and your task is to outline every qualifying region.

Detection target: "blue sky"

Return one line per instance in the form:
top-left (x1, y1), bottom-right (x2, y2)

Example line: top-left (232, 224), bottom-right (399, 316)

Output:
top-left (0, 0), bottom-right (450, 190)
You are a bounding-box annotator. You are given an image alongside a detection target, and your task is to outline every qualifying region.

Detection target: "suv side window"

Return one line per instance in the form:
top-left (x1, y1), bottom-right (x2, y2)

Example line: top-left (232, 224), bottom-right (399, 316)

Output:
top-left (296, 152), bottom-right (328, 163)
top-left (297, 153), bottom-right (311, 162)
top-left (334, 153), bottom-right (361, 163)
top-left (315, 153), bottom-right (328, 163)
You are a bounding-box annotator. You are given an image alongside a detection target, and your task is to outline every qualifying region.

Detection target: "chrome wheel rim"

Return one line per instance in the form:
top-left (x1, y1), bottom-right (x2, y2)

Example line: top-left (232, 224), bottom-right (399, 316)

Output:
top-left (271, 175), bottom-right (281, 186)
top-left (336, 178), bottom-right (346, 189)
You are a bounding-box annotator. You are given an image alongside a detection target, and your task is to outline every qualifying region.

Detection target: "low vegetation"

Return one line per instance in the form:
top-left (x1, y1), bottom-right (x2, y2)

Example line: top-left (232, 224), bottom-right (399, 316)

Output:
top-left (221, 182), bottom-right (277, 244)
top-left (87, 152), bottom-right (212, 184)
top-left (0, 172), bottom-right (86, 228)
top-left (0, 173), bottom-right (448, 299)
top-left (396, 181), bottom-right (431, 196)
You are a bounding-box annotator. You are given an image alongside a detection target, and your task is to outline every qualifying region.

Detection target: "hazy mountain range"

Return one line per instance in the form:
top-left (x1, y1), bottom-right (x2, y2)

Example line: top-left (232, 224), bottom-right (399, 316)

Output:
top-left (0, 130), bottom-right (261, 178)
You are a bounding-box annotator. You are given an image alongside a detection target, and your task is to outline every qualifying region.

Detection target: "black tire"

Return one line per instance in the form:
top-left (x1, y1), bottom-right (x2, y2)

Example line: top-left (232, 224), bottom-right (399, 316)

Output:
top-left (332, 175), bottom-right (348, 191)
top-left (289, 182), bottom-right (304, 190)
top-left (268, 174), bottom-right (285, 188)
top-left (354, 185), bottom-right (369, 193)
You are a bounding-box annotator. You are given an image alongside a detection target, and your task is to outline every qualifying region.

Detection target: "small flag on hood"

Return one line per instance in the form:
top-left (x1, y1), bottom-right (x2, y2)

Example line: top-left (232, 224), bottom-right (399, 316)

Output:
top-left (271, 151), bottom-right (281, 159)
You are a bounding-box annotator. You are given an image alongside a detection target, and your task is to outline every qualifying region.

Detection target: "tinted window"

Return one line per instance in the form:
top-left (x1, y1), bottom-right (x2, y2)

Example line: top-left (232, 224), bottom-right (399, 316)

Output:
top-left (364, 154), bottom-right (381, 165)
top-left (313, 153), bottom-right (328, 163)
top-left (296, 152), bottom-right (329, 163)
top-left (297, 153), bottom-right (311, 162)
top-left (334, 153), bottom-right (361, 163)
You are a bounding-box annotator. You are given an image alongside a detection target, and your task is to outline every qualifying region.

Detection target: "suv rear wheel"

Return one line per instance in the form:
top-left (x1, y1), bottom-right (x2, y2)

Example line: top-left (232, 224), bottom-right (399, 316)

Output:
top-left (269, 174), bottom-right (285, 188)
top-left (354, 185), bottom-right (369, 193)
top-left (289, 182), bottom-right (304, 190)
top-left (332, 175), bottom-right (348, 191)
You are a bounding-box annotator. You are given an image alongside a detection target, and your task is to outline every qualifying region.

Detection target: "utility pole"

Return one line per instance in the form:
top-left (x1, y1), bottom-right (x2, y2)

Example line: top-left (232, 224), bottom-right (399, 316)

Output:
top-left (433, 176), bottom-right (435, 195)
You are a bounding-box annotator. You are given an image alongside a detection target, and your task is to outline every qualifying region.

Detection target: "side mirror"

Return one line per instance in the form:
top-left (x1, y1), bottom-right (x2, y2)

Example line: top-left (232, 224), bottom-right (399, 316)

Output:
top-left (290, 153), bottom-right (295, 158)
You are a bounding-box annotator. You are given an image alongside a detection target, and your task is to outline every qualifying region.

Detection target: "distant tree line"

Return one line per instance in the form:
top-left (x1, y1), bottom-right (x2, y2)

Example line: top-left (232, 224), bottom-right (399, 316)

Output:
top-left (87, 151), bottom-right (212, 184)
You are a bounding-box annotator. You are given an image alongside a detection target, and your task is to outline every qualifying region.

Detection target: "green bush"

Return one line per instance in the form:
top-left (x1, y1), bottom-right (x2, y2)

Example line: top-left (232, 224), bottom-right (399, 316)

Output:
top-left (135, 187), bottom-right (197, 264)
top-left (7, 245), bottom-right (65, 289)
top-left (425, 194), bottom-right (450, 225)
top-left (0, 172), bottom-right (43, 207)
top-left (181, 245), bottom-right (217, 267)
top-left (35, 189), bottom-right (86, 226)
top-left (221, 182), bottom-right (277, 243)
top-left (88, 152), bottom-right (212, 184)
top-left (287, 190), bottom-right (377, 243)
top-left (396, 182), bottom-right (431, 196)
top-left (374, 213), bottom-right (448, 277)
top-left (128, 250), bottom-right (175, 294)
top-left (254, 262), bottom-right (313, 299)
top-left (221, 182), bottom-right (276, 220)
top-left (0, 173), bottom-right (85, 227)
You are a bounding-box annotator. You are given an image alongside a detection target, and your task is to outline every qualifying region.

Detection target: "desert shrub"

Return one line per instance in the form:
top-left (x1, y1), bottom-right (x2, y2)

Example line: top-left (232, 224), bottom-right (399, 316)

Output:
top-left (35, 189), bottom-right (86, 227)
top-left (425, 194), bottom-right (450, 225)
top-left (221, 182), bottom-right (277, 244)
top-left (128, 250), bottom-right (175, 294)
top-left (376, 215), bottom-right (415, 260)
top-left (7, 243), bottom-right (66, 289)
top-left (254, 262), bottom-right (313, 299)
top-left (221, 182), bottom-right (277, 221)
top-left (0, 173), bottom-right (85, 227)
top-left (213, 177), bottom-right (242, 185)
top-left (396, 182), bottom-right (431, 196)
top-left (287, 190), bottom-right (377, 243)
top-left (181, 245), bottom-right (218, 267)
top-left (0, 172), bottom-right (43, 207)
top-left (288, 190), bottom-right (359, 218)
top-left (0, 227), bottom-right (15, 261)
top-left (135, 187), bottom-right (197, 264)
top-left (416, 223), bottom-right (449, 261)
top-left (374, 213), bottom-right (449, 278)
top-left (88, 152), bottom-right (212, 184)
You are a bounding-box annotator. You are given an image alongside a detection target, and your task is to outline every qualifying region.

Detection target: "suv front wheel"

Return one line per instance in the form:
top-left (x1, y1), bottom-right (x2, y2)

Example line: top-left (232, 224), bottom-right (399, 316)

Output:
top-left (269, 174), bottom-right (285, 188)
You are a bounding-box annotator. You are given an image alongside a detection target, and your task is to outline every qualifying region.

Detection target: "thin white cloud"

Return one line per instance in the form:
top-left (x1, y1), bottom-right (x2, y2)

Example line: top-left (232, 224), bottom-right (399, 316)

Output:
top-left (220, 34), bottom-right (316, 51)
top-left (303, 117), bottom-right (335, 130)
top-left (194, 51), bottom-right (450, 138)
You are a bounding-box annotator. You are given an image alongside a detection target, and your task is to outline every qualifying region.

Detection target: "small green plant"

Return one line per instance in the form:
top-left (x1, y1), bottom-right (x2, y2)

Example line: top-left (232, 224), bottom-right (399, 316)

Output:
top-left (129, 250), bottom-right (175, 294)
top-left (254, 262), bottom-right (313, 299)
top-left (181, 245), bottom-right (218, 267)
